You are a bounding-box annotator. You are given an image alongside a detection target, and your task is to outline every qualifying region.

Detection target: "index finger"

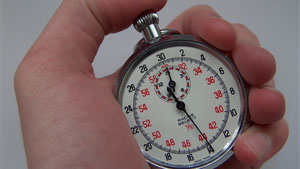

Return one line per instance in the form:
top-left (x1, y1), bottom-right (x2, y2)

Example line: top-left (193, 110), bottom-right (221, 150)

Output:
top-left (166, 5), bottom-right (237, 51)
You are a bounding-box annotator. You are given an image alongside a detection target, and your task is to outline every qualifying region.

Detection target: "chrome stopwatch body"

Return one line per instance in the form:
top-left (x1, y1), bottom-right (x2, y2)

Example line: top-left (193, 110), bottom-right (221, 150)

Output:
top-left (117, 11), bottom-right (247, 169)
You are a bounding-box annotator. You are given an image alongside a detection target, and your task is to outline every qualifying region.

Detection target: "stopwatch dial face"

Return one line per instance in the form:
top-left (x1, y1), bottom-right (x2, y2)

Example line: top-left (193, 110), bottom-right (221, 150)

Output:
top-left (118, 43), bottom-right (246, 169)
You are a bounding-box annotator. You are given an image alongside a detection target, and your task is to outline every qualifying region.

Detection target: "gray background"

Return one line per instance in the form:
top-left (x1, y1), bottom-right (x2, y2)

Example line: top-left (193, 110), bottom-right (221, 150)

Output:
top-left (1, 0), bottom-right (299, 169)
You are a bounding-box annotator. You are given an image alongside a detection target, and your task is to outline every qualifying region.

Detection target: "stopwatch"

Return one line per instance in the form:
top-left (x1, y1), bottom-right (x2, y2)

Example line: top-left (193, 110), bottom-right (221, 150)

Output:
top-left (117, 11), bottom-right (247, 169)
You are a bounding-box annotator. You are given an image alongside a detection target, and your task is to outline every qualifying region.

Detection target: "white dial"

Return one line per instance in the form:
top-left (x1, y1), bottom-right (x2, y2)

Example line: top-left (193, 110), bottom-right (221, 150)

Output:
top-left (118, 43), bottom-right (246, 169)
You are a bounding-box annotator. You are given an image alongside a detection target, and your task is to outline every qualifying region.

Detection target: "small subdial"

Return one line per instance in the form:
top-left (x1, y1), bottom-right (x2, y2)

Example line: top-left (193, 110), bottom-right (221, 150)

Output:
top-left (154, 65), bottom-right (191, 102)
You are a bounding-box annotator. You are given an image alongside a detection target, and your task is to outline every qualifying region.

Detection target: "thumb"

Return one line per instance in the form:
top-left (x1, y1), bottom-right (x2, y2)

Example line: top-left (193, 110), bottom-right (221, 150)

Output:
top-left (22, 0), bottom-right (167, 74)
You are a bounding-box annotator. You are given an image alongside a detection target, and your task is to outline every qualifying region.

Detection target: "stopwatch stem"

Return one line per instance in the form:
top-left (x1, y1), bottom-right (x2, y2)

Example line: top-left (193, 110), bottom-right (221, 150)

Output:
top-left (134, 11), bottom-right (162, 43)
top-left (167, 87), bottom-right (214, 150)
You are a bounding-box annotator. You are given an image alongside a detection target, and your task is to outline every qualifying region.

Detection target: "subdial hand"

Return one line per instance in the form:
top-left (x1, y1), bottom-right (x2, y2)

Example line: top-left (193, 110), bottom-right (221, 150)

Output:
top-left (166, 67), bottom-right (176, 92)
top-left (167, 87), bottom-right (214, 151)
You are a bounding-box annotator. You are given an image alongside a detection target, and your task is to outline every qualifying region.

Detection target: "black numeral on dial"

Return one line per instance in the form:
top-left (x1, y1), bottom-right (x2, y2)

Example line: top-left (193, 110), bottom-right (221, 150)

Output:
top-left (223, 130), bottom-right (231, 138)
top-left (180, 49), bottom-right (185, 56)
top-left (165, 153), bottom-right (172, 161)
top-left (230, 87), bottom-right (235, 95)
top-left (124, 105), bottom-right (132, 114)
top-left (187, 154), bottom-right (194, 162)
top-left (139, 64), bottom-right (148, 73)
top-left (130, 126), bottom-right (139, 135)
top-left (127, 84), bottom-right (135, 93)
top-left (230, 108), bottom-right (237, 117)
top-left (207, 145), bottom-right (215, 154)
top-left (219, 67), bottom-right (224, 75)
top-left (144, 143), bottom-right (152, 151)
top-left (157, 53), bottom-right (166, 61)
top-left (158, 82), bottom-right (164, 87)
top-left (200, 54), bottom-right (206, 61)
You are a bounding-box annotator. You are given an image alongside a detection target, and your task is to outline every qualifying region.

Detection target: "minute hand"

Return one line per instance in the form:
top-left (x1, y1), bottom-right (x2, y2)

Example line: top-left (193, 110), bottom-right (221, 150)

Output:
top-left (166, 67), bottom-right (176, 92)
top-left (167, 87), bottom-right (214, 150)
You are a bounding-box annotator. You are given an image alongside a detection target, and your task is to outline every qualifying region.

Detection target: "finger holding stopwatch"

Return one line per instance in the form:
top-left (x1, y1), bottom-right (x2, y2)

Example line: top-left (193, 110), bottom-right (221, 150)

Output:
top-left (166, 5), bottom-right (236, 51)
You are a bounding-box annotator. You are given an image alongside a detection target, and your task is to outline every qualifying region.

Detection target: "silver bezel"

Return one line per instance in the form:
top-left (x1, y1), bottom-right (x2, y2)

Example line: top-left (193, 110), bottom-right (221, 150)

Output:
top-left (117, 33), bottom-right (247, 169)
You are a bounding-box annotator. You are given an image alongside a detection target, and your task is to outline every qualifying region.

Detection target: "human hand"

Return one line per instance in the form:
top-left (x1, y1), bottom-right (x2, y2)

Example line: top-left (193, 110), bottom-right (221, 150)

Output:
top-left (14, 1), bottom-right (288, 169)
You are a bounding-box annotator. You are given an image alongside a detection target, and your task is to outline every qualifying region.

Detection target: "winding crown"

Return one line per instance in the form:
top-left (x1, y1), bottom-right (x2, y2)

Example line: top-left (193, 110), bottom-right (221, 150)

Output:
top-left (134, 11), bottom-right (159, 32)
top-left (133, 11), bottom-right (161, 42)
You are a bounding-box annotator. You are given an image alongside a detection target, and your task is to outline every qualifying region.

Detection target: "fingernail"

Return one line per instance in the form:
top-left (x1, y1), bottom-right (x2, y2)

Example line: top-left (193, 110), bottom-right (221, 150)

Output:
top-left (245, 133), bottom-right (272, 160)
top-left (238, 38), bottom-right (260, 47)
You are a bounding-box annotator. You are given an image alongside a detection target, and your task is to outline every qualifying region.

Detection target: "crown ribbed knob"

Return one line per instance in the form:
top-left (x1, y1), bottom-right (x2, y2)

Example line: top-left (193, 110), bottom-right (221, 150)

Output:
top-left (134, 11), bottom-right (162, 42)
top-left (134, 11), bottom-right (159, 32)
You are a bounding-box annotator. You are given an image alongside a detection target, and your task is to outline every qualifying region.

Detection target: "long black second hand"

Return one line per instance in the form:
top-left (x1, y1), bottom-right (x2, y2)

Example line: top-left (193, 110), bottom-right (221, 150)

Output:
top-left (167, 87), bottom-right (214, 151)
top-left (181, 107), bottom-right (213, 151)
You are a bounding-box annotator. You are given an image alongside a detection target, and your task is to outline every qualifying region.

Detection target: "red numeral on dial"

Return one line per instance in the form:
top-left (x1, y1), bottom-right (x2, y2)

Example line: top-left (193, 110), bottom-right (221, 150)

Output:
top-left (209, 121), bottom-right (218, 130)
top-left (152, 131), bottom-right (161, 139)
top-left (166, 139), bottom-right (175, 147)
top-left (198, 133), bottom-right (207, 142)
top-left (142, 119), bottom-right (152, 128)
top-left (215, 105), bottom-right (224, 113)
top-left (148, 75), bottom-right (156, 83)
top-left (141, 88), bottom-right (150, 97)
top-left (178, 63), bottom-right (187, 70)
top-left (182, 140), bottom-right (192, 148)
top-left (214, 90), bottom-right (223, 99)
top-left (138, 104), bottom-right (147, 112)
top-left (193, 66), bottom-right (202, 75)
top-left (206, 76), bottom-right (215, 85)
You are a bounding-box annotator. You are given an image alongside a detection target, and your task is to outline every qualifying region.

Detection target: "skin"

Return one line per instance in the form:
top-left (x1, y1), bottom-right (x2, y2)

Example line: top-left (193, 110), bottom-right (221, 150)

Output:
top-left (14, 1), bottom-right (288, 169)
